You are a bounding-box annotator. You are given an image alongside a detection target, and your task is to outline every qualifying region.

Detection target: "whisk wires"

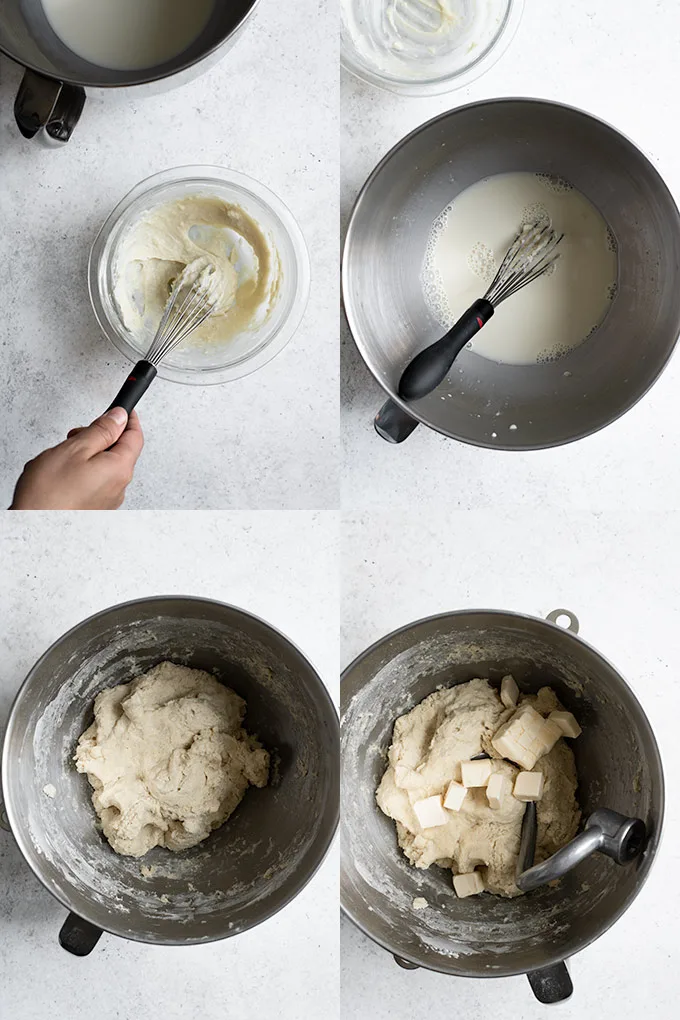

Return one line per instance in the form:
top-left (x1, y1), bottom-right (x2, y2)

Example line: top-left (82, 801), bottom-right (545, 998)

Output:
top-left (145, 260), bottom-right (220, 367)
top-left (485, 220), bottom-right (564, 307)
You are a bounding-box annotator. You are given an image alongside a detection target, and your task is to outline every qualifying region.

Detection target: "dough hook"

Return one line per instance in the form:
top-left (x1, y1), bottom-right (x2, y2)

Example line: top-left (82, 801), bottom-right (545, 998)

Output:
top-left (516, 806), bottom-right (646, 892)
top-left (514, 804), bottom-right (644, 1003)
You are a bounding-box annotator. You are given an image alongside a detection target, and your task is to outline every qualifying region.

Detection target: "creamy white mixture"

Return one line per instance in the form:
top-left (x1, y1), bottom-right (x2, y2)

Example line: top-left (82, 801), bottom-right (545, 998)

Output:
top-left (113, 194), bottom-right (281, 350)
top-left (422, 172), bottom-right (618, 365)
top-left (75, 661), bottom-right (269, 858)
top-left (42, 0), bottom-right (214, 71)
top-left (341, 0), bottom-right (509, 81)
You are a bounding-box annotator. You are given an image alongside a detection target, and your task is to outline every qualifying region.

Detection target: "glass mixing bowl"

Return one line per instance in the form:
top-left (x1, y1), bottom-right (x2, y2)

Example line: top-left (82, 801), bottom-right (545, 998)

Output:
top-left (89, 166), bottom-right (310, 384)
top-left (341, 0), bottom-right (524, 97)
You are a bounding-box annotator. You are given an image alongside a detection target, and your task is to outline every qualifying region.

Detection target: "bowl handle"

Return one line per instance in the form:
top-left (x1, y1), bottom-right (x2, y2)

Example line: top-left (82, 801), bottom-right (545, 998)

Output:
top-left (527, 962), bottom-right (573, 1003)
top-left (392, 950), bottom-right (573, 1002)
top-left (14, 69), bottom-right (86, 143)
top-left (59, 912), bottom-right (103, 956)
top-left (374, 399), bottom-right (420, 443)
top-left (546, 608), bottom-right (580, 634)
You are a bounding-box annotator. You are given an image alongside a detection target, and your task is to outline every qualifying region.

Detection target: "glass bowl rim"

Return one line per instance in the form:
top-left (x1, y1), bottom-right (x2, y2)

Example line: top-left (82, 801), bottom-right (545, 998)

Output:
top-left (340, 0), bottom-right (525, 97)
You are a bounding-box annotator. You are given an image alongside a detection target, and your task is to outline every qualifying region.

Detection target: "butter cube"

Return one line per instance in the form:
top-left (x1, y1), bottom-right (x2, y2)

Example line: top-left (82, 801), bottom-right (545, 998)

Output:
top-left (513, 771), bottom-right (545, 802)
top-left (491, 705), bottom-right (546, 769)
top-left (413, 795), bottom-right (449, 829)
top-left (486, 772), bottom-right (512, 810)
top-left (443, 780), bottom-right (468, 812)
top-left (460, 758), bottom-right (493, 788)
top-left (453, 871), bottom-right (485, 898)
top-left (536, 717), bottom-right (563, 757)
top-left (548, 710), bottom-right (582, 739)
top-left (500, 674), bottom-right (519, 708)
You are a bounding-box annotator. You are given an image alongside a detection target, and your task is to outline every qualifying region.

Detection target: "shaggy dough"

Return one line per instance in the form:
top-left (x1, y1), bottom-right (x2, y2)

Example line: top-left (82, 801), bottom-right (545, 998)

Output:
top-left (75, 661), bottom-right (269, 858)
top-left (376, 678), bottom-right (580, 897)
top-left (113, 194), bottom-right (281, 348)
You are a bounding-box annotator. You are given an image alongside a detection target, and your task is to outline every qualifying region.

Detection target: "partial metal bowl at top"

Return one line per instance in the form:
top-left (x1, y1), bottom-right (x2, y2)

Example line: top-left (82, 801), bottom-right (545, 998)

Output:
top-left (89, 166), bottom-right (311, 385)
top-left (2, 596), bottom-right (339, 950)
top-left (0, 0), bottom-right (260, 141)
top-left (343, 99), bottom-right (680, 448)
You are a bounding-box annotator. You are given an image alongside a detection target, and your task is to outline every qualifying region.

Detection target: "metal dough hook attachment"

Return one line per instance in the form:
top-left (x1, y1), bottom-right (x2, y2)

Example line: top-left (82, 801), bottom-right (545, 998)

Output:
top-left (516, 807), bottom-right (647, 892)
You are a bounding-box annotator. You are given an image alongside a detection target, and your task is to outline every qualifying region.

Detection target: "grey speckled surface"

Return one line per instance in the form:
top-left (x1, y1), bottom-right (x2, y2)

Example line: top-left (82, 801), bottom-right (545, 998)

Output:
top-left (341, 0), bottom-right (680, 512)
top-left (0, 0), bottom-right (338, 511)
top-left (0, 511), bottom-right (339, 1020)
top-left (341, 508), bottom-right (680, 1019)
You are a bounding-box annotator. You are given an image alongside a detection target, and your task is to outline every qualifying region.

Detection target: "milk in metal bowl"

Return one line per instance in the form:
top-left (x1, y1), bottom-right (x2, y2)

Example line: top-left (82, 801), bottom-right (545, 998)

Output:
top-left (41, 0), bottom-right (215, 71)
top-left (421, 172), bottom-right (618, 366)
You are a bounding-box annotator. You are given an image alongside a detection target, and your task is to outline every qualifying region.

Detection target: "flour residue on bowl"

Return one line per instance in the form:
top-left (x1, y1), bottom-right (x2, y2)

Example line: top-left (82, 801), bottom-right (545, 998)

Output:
top-left (342, 638), bottom-right (571, 962)
top-left (112, 194), bottom-right (282, 352)
top-left (340, 621), bottom-right (651, 973)
top-left (341, 0), bottom-right (511, 84)
top-left (26, 615), bottom-right (323, 937)
top-left (421, 171), bottom-right (618, 365)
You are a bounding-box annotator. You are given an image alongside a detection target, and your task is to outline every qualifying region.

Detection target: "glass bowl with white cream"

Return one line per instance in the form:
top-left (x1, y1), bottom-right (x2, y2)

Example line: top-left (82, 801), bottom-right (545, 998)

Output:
top-left (341, 0), bottom-right (524, 96)
top-left (89, 166), bottom-right (310, 384)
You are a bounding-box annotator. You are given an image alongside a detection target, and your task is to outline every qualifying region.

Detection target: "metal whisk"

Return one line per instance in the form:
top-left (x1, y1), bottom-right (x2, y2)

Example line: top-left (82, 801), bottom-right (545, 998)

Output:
top-left (106, 258), bottom-right (221, 414)
top-left (398, 218), bottom-right (564, 402)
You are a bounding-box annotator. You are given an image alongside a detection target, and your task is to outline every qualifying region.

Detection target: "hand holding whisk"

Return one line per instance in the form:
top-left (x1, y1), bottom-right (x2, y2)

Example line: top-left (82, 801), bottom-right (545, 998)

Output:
top-left (398, 219), bottom-right (564, 402)
top-left (106, 257), bottom-right (222, 414)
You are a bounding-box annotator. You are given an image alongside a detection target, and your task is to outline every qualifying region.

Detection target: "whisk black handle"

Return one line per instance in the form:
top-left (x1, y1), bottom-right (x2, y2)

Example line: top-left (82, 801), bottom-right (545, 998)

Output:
top-left (107, 360), bottom-right (157, 415)
top-left (398, 298), bottom-right (494, 401)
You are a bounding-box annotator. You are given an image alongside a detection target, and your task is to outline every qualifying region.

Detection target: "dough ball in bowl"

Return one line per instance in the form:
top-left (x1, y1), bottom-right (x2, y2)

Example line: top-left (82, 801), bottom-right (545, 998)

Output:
top-left (3, 597), bottom-right (338, 946)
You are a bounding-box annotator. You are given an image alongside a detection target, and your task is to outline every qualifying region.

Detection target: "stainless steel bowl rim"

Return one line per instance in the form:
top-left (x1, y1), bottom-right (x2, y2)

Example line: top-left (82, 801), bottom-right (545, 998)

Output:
top-left (2, 593), bottom-right (339, 946)
top-left (340, 606), bottom-right (665, 976)
top-left (342, 97), bottom-right (680, 450)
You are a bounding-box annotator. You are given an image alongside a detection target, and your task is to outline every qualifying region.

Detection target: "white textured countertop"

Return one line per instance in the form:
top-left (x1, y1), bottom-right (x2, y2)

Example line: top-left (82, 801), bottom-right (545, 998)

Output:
top-left (0, 0), bottom-right (338, 511)
top-left (0, 512), bottom-right (339, 1020)
top-left (341, 0), bottom-right (680, 512)
top-left (341, 508), bottom-right (679, 1019)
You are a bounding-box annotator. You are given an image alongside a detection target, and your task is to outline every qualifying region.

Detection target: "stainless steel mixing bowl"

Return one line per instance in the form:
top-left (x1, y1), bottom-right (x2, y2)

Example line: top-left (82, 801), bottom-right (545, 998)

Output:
top-left (341, 608), bottom-right (663, 1000)
top-left (2, 596), bottom-right (339, 951)
top-left (343, 99), bottom-right (680, 448)
top-left (0, 0), bottom-right (258, 141)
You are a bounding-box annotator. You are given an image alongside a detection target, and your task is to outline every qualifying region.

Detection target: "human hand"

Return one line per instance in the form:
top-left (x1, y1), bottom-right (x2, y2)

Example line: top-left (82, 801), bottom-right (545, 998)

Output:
top-left (10, 407), bottom-right (144, 510)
